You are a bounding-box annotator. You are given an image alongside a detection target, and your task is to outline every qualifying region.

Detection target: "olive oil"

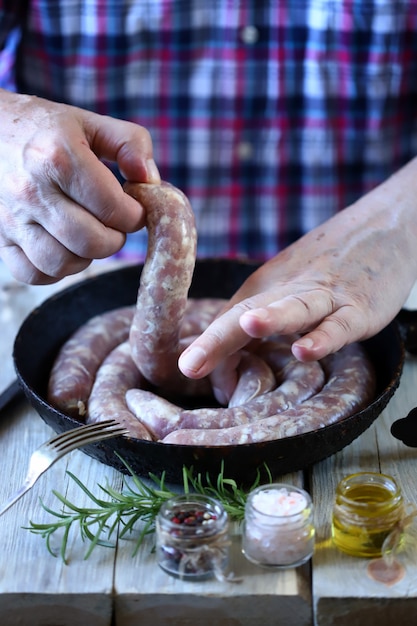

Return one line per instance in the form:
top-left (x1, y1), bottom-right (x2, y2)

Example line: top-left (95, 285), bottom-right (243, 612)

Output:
top-left (332, 472), bottom-right (403, 558)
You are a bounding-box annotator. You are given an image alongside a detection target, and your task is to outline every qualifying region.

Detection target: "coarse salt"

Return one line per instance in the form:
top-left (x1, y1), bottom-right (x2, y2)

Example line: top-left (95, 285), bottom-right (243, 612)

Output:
top-left (252, 488), bottom-right (307, 517)
top-left (242, 483), bottom-right (315, 569)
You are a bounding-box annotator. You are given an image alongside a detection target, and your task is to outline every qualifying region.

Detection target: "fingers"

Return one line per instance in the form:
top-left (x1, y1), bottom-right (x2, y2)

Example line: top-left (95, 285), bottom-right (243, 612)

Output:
top-left (238, 292), bottom-right (334, 337)
top-left (178, 290), bottom-right (369, 378)
top-left (239, 295), bottom-right (370, 361)
top-left (178, 306), bottom-right (257, 379)
top-left (53, 152), bottom-right (146, 235)
top-left (0, 177), bottom-right (128, 281)
top-left (291, 312), bottom-right (368, 361)
top-left (84, 112), bottom-right (160, 184)
top-left (30, 184), bottom-right (128, 259)
top-left (73, 112), bottom-right (161, 232)
top-left (25, 117), bottom-right (159, 237)
top-left (0, 242), bottom-right (91, 285)
top-left (0, 95), bottom-right (161, 283)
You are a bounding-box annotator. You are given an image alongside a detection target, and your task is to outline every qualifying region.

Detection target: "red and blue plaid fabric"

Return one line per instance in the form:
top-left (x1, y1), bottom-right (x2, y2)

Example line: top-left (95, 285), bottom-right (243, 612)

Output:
top-left (1, 0), bottom-right (417, 261)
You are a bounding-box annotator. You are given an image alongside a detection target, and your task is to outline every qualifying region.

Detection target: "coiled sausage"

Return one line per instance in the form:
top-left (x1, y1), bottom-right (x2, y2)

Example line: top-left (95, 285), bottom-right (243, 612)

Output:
top-left (87, 341), bottom-right (152, 440)
top-left (125, 337), bottom-right (326, 440)
top-left (47, 306), bottom-right (134, 417)
top-left (160, 342), bottom-right (375, 445)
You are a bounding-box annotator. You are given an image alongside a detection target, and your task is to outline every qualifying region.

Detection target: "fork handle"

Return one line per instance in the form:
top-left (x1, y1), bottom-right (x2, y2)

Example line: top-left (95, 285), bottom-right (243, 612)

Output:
top-left (0, 481), bottom-right (32, 518)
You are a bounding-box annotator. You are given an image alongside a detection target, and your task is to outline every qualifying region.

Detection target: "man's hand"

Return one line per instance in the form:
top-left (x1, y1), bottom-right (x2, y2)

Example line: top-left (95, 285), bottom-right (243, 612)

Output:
top-left (179, 158), bottom-right (417, 376)
top-left (0, 90), bottom-right (160, 284)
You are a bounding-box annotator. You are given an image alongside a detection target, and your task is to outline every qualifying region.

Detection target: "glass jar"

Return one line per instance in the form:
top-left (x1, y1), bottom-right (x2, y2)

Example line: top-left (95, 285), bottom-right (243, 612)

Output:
top-left (156, 494), bottom-right (229, 581)
top-left (242, 483), bottom-right (315, 569)
top-left (332, 472), bottom-right (404, 558)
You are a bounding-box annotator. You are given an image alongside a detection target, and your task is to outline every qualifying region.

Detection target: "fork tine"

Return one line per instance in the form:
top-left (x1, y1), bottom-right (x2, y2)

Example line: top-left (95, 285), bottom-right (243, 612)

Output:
top-left (0, 420), bottom-right (130, 518)
top-left (47, 420), bottom-right (128, 450)
top-left (47, 419), bottom-right (125, 446)
top-left (53, 423), bottom-right (129, 454)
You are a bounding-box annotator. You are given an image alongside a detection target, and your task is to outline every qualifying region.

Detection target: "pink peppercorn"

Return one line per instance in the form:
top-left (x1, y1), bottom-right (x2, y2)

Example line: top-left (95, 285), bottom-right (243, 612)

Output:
top-left (156, 495), bottom-right (229, 581)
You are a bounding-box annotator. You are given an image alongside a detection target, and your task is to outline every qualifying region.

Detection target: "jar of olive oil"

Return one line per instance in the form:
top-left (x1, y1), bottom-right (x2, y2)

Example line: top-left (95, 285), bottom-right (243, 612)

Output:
top-left (332, 472), bottom-right (404, 558)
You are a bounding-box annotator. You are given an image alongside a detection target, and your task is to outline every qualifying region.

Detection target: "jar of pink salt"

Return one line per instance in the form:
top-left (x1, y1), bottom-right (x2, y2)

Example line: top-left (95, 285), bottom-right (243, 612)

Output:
top-left (242, 483), bottom-right (315, 568)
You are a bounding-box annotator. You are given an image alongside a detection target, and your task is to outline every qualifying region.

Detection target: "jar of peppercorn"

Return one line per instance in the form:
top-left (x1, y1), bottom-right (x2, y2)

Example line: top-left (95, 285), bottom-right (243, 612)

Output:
top-left (156, 494), bottom-right (230, 581)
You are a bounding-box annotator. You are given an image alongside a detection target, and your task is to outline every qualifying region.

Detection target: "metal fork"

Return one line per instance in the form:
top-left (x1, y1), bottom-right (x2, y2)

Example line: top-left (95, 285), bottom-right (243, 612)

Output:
top-left (0, 419), bottom-right (129, 517)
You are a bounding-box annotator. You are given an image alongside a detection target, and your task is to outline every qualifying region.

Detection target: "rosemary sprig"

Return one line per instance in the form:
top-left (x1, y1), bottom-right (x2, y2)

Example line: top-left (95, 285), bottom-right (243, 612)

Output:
top-left (25, 457), bottom-right (272, 563)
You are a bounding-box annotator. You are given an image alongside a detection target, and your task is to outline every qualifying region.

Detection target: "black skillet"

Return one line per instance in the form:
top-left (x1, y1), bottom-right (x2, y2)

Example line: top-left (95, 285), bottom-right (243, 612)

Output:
top-left (12, 260), bottom-right (404, 485)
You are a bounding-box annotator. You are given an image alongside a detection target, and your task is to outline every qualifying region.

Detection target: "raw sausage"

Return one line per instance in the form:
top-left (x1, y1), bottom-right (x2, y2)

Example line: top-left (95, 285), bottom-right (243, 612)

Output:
top-left (47, 181), bottom-right (376, 449)
top-left (47, 296), bottom-right (228, 418)
top-left (228, 351), bottom-right (277, 407)
top-left (160, 342), bottom-right (375, 445)
top-left (125, 337), bottom-right (326, 440)
top-left (47, 306), bottom-right (134, 417)
top-left (87, 341), bottom-right (153, 440)
top-left (125, 181), bottom-right (202, 394)
top-left (181, 298), bottom-right (227, 337)
top-left (124, 348), bottom-right (278, 440)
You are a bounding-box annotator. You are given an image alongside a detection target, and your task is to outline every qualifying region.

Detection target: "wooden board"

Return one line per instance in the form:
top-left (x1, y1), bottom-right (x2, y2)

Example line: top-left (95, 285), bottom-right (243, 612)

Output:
top-left (114, 473), bottom-right (312, 626)
top-left (310, 355), bottom-right (417, 626)
top-left (3, 259), bottom-right (417, 625)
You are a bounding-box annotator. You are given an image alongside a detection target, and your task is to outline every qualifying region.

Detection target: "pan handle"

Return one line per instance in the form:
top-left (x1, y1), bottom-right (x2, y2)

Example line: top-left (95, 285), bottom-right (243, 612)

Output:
top-left (391, 307), bottom-right (417, 446)
top-left (391, 407), bottom-right (417, 447)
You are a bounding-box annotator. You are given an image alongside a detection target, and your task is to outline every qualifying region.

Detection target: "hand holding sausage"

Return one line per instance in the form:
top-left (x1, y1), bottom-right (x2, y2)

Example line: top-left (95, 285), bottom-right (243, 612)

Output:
top-left (179, 158), bottom-right (417, 376)
top-left (0, 89), bottom-right (160, 284)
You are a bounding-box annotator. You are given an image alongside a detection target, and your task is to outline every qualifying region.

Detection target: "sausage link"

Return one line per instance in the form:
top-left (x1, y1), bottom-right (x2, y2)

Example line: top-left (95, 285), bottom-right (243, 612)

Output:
top-left (47, 296), bottom-right (224, 420)
top-left (125, 181), bottom-right (199, 392)
top-left (125, 338), bottom-right (326, 440)
top-left (47, 306), bottom-right (134, 417)
top-left (87, 341), bottom-right (153, 440)
top-left (125, 388), bottom-right (181, 439)
top-left (161, 342), bottom-right (375, 445)
top-left (47, 182), bottom-right (375, 449)
top-left (175, 342), bottom-right (326, 431)
top-left (228, 351), bottom-right (276, 408)
top-left (181, 298), bottom-right (227, 337)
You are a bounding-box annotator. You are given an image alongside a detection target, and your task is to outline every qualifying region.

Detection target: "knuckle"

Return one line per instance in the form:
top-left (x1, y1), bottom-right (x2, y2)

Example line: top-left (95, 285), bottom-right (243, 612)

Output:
top-left (204, 325), bottom-right (229, 350)
top-left (74, 227), bottom-right (125, 259)
top-left (290, 295), bottom-right (313, 314)
top-left (332, 315), bottom-right (354, 335)
top-left (230, 297), bottom-right (259, 315)
top-left (130, 122), bottom-right (153, 147)
top-left (14, 178), bottom-right (44, 208)
top-left (23, 132), bottom-right (76, 187)
top-left (0, 245), bottom-right (49, 285)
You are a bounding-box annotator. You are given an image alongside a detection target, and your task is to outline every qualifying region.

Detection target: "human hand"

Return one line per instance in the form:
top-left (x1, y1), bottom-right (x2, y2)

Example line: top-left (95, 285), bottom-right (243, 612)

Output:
top-left (179, 159), bottom-right (417, 381)
top-left (0, 90), bottom-right (160, 284)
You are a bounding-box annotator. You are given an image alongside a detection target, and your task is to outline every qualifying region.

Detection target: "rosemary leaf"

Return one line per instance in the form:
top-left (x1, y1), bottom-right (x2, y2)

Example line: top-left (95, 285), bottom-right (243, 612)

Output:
top-left (61, 523), bottom-right (71, 563)
top-left (24, 460), bottom-right (272, 562)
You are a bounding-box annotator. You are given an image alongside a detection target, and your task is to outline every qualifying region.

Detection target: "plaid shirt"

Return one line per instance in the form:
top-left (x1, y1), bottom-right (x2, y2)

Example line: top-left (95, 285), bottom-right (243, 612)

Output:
top-left (1, 0), bottom-right (417, 261)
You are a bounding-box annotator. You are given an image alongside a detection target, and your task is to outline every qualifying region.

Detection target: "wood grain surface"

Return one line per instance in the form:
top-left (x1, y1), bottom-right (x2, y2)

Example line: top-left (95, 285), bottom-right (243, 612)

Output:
top-left (1, 260), bottom-right (417, 626)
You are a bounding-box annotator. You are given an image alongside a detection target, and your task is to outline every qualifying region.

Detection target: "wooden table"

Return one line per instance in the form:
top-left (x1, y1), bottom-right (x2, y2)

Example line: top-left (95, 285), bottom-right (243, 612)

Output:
top-left (1, 260), bottom-right (417, 626)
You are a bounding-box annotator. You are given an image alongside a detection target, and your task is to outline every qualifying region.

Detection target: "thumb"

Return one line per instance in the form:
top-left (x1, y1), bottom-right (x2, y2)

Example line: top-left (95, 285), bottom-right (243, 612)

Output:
top-left (82, 111), bottom-right (161, 183)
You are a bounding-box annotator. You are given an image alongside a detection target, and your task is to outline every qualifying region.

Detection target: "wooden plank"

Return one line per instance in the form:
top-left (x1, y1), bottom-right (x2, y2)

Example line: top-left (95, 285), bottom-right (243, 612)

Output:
top-left (114, 472), bottom-right (313, 626)
top-left (0, 257), bottom-right (130, 621)
top-left (0, 402), bottom-right (121, 626)
top-left (310, 357), bottom-right (417, 626)
top-left (115, 540), bottom-right (312, 626)
top-left (0, 251), bottom-right (314, 626)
